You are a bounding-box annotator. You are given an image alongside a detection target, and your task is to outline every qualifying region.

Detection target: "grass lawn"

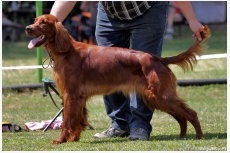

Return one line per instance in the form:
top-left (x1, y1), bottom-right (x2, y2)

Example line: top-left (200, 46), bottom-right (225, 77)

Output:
top-left (2, 24), bottom-right (227, 151)
top-left (2, 85), bottom-right (227, 151)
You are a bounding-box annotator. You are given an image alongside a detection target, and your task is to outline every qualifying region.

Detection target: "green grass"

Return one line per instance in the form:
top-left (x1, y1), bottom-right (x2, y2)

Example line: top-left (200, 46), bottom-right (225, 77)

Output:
top-left (2, 24), bottom-right (227, 151)
top-left (2, 85), bottom-right (227, 151)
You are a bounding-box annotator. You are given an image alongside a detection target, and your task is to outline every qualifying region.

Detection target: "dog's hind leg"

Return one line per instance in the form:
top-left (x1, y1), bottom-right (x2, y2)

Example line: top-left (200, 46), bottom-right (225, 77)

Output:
top-left (168, 113), bottom-right (187, 139)
top-left (158, 95), bottom-right (203, 139)
top-left (143, 94), bottom-right (188, 138)
top-left (142, 84), bottom-right (203, 139)
top-left (142, 93), bottom-right (189, 139)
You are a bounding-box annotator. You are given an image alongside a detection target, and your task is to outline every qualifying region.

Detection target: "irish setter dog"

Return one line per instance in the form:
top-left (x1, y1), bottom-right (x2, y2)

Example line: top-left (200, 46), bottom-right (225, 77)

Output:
top-left (25, 14), bottom-right (210, 144)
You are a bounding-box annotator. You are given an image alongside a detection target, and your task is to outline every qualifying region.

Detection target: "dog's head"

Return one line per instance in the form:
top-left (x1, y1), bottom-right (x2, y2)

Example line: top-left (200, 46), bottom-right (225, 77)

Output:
top-left (25, 14), bottom-right (71, 52)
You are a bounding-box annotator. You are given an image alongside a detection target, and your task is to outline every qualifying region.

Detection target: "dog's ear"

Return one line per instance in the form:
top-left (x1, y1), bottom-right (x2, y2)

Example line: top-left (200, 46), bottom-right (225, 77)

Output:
top-left (54, 22), bottom-right (72, 52)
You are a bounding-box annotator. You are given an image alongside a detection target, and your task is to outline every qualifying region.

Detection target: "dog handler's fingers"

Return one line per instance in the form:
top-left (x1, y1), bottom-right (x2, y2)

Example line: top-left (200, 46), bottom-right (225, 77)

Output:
top-left (193, 31), bottom-right (202, 41)
top-left (191, 25), bottom-right (204, 41)
top-left (189, 20), bottom-right (204, 41)
top-left (192, 33), bottom-right (201, 41)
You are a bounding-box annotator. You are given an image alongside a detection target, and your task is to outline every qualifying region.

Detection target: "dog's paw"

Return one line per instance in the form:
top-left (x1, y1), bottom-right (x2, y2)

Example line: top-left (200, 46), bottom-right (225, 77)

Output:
top-left (195, 134), bottom-right (204, 140)
top-left (51, 139), bottom-right (62, 144)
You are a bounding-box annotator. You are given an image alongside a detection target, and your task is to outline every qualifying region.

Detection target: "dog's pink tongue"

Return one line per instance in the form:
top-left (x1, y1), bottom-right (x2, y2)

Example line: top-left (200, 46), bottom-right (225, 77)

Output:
top-left (28, 37), bottom-right (40, 49)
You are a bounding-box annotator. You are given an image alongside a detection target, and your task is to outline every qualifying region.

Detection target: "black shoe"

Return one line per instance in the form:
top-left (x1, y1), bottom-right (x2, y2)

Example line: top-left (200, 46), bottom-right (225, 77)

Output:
top-left (128, 127), bottom-right (150, 140)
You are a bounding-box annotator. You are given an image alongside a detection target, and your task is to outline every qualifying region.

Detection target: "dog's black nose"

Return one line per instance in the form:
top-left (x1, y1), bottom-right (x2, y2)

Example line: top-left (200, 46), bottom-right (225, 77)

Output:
top-left (25, 26), bottom-right (32, 32)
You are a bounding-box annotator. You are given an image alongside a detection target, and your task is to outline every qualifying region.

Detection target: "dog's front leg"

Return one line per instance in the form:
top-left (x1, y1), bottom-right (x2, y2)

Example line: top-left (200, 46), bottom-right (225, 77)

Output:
top-left (52, 93), bottom-right (88, 144)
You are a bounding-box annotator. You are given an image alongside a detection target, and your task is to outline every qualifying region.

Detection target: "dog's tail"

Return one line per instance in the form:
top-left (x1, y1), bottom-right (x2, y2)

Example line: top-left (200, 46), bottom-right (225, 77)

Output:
top-left (162, 25), bottom-right (210, 72)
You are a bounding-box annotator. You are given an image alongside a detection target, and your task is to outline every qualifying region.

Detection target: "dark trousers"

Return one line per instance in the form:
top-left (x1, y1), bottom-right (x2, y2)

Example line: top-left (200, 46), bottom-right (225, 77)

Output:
top-left (95, 1), bottom-right (169, 133)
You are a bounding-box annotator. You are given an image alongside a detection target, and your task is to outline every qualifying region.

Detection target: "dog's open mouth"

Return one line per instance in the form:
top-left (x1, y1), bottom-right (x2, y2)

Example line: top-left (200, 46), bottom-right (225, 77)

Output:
top-left (28, 35), bottom-right (46, 49)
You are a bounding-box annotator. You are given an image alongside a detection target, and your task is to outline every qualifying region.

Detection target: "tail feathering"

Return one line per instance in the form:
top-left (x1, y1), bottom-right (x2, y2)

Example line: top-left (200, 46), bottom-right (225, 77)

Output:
top-left (162, 25), bottom-right (210, 72)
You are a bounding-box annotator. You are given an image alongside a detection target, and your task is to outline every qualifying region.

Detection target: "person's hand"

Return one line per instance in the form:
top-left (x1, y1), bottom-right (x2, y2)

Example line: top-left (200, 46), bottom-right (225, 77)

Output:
top-left (188, 19), bottom-right (204, 41)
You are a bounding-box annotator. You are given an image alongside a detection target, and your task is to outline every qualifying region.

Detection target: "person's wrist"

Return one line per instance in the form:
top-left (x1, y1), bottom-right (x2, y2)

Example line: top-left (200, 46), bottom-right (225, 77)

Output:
top-left (187, 17), bottom-right (198, 25)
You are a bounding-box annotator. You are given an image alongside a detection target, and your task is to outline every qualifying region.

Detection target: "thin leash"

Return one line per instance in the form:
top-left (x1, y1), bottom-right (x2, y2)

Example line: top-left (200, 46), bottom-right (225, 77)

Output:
top-left (42, 50), bottom-right (54, 69)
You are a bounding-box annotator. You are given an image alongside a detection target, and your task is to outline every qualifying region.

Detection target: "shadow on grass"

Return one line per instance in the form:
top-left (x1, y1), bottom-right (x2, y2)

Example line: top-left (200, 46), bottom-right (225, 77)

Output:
top-left (150, 132), bottom-right (227, 141)
top-left (87, 132), bottom-right (227, 144)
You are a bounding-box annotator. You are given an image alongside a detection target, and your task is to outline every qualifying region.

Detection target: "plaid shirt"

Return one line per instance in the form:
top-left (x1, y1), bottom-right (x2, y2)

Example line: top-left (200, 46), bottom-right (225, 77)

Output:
top-left (101, 1), bottom-right (155, 20)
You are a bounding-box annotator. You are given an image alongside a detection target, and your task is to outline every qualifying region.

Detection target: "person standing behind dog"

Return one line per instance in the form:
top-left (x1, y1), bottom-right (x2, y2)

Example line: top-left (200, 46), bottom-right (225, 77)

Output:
top-left (50, 1), bottom-right (204, 141)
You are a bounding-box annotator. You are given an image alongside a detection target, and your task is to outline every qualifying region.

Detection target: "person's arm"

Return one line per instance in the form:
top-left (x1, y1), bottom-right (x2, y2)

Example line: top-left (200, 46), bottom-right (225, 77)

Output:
top-left (175, 1), bottom-right (204, 41)
top-left (50, 1), bottom-right (77, 22)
